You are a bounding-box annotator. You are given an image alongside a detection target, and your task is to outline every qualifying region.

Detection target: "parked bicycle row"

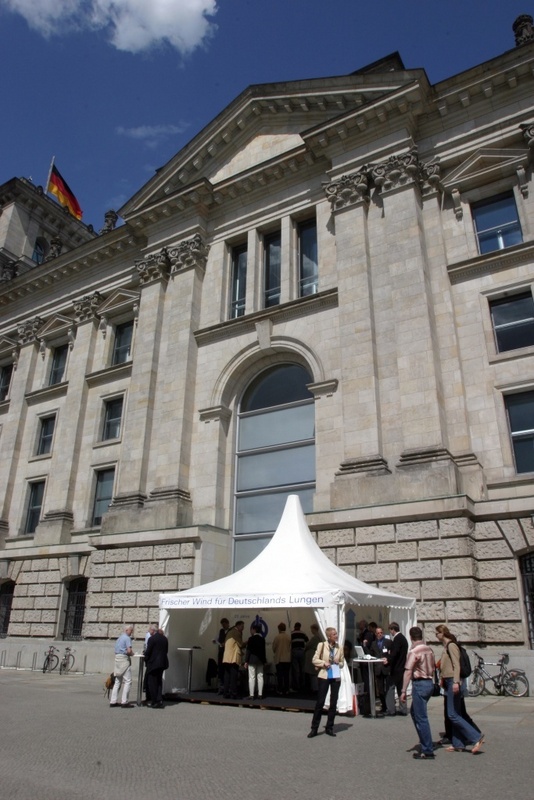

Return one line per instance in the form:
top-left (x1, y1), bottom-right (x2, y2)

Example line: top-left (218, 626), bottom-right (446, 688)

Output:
top-left (42, 645), bottom-right (76, 674)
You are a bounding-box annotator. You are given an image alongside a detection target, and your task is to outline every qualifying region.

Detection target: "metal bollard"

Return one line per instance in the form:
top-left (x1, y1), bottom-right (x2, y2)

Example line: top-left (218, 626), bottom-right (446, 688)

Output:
top-left (15, 651), bottom-right (21, 669)
top-left (32, 652), bottom-right (37, 671)
top-left (83, 654), bottom-right (87, 675)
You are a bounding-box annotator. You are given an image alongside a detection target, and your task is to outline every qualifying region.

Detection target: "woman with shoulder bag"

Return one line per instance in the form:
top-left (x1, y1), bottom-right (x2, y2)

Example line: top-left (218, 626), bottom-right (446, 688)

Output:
top-left (307, 626), bottom-right (344, 738)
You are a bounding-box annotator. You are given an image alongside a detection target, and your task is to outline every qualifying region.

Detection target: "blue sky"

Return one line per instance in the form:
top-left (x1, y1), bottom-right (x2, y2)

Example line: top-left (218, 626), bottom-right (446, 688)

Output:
top-left (1, 0), bottom-right (531, 229)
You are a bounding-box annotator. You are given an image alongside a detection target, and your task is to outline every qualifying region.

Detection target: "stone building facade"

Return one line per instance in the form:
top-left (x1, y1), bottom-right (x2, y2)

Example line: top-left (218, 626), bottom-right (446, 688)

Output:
top-left (1, 17), bottom-right (534, 666)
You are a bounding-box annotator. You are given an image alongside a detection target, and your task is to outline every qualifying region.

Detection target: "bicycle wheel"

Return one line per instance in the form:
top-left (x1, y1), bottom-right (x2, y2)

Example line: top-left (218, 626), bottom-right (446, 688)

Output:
top-left (45, 654), bottom-right (59, 673)
top-left (42, 656), bottom-right (49, 674)
top-left (64, 654), bottom-right (75, 674)
top-left (468, 671), bottom-right (485, 696)
top-left (503, 672), bottom-right (529, 697)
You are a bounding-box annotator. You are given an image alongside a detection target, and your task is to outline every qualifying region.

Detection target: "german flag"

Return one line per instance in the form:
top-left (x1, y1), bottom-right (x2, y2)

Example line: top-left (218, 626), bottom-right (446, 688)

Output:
top-left (47, 164), bottom-right (83, 220)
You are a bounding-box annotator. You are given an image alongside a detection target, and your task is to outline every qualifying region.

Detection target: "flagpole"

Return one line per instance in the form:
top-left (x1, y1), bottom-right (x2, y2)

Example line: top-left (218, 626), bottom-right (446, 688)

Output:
top-left (45, 156), bottom-right (55, 194)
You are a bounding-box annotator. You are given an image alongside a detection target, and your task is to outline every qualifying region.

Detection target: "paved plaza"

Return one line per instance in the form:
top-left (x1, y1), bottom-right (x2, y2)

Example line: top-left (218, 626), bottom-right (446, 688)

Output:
top-left (1, 669), bottom-right (533, 800)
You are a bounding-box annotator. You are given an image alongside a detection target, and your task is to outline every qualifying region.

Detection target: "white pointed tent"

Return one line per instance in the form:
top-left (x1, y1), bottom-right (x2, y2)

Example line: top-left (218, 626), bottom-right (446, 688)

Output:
top-left (159, 495), bottom-right (416, 710)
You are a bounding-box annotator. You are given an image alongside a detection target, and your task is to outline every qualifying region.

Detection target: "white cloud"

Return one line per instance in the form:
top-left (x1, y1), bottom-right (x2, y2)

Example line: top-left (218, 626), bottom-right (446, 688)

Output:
top-left (1, 0), bottom-right (218, 54)
top-left (116, 122), bottom-right (189, 148)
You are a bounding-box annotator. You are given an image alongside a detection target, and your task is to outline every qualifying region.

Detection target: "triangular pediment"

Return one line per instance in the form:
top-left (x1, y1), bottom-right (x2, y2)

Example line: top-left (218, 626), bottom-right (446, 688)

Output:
top-left (0, 336), bottom-right (17, 359)
top-left (37, 314), bottom-right (76, 341)
top-left (97, 289), bottom-right (140, 318)
top-left (119, 69), bottom-right (423, 220)
top-left (442, 148), bottom-right (530, 192)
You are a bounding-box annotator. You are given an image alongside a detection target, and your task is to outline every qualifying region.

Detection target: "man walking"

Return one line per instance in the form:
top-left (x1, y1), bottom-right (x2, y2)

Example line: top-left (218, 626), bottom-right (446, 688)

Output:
top-left (400, 626), bottom-right (436, 760)
top-left (110, 624), bottom-right (135, 708)
top-left (144, 627), bottom-right (169, 709)
top-left (383, 621), bottom-right (408, 716)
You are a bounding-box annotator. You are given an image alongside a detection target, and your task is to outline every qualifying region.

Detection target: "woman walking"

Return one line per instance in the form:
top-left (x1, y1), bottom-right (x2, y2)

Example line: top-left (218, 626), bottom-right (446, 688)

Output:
top-left (435, 625), bottom-right (485, 754)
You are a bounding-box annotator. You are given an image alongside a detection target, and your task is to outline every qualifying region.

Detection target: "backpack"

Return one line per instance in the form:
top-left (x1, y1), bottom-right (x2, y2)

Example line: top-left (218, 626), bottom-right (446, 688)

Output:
top-left (104, 672), bottom-right (115, 698)
top-left (447, 642), bottom-right (472, 680)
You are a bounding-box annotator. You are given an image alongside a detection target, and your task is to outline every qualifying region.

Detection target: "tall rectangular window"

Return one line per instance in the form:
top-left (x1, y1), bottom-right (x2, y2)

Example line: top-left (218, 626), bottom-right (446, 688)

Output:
top-left (230, 244), bottom-right (247, 318)
top-left (92, 468), bottom-right (115, 526)
top-left (36, 415), bottom-right (56, 456)
top-left (112, 321), bottom-right (133, 365)
top-left (0, 363), bottom-right (14, 402)
top-left (49, 344), bottom-right (68, 385)
top-left (264, 231), bottom-right (281, 308)
top-left (298, 219), bottom-right (318, 297)
top-left (25, 480), bottom-right (45, 534)
top-left (472, 192), bottom-right (522, 255)
top-left (102, 397), bottom-right (123, 441)
top-left (505, 391), bottom-right (534, 473)
top-left (490, 292), bottom-right (534, 353)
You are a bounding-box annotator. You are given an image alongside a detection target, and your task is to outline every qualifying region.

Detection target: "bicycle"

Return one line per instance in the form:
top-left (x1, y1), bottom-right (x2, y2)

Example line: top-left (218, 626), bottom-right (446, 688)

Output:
top-left (468, 651), bottom-right (529, 697)
top-left (59, 646), bottom-right (76, 675)
top-left (42, 645), bottom-right (59, 673)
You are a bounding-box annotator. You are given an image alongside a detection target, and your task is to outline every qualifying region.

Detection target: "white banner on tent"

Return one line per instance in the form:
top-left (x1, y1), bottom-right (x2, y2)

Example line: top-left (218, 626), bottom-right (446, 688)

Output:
top-left (160, 591), bottom-right (335, 609)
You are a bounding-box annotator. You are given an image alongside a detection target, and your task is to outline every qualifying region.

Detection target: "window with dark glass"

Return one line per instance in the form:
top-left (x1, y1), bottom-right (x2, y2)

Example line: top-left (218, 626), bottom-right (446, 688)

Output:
top-left (234, 363), bottom-right (315, 569)
top-left (0, 581), bottom-right (15, 637)
top-left (112, 321), bottom-right (133, 365)
top-left (25, 480), bottom-right (45, 534)
top-left (264, 231), bottom-right (281, 308)
top-left (37, 415), bottom-right (56, 456)
top-left (298, 220), bottom-right (318, 297)
top-left (92, 468), bottom-right (115, 526)
top-left (230, 244), bottom-right (247, 318)
top-left (0, 363), bottom-right (14, 402)
top-left (490, 292), bottom-right (534, 353)
top-left (520, 552), bottom-right (534, 649)
top-left (102, 397), bottom-right (123, 441)
top-left (63, 577), bottom-right (88, 641)
top-left (32, 237), bottom-right (48, 265)
top-left (505, 391), bottom-right (534, 473)
top-left (472, 192), bottom-right (522, 255)
top-left (49, 344), bottom-right (68, 385)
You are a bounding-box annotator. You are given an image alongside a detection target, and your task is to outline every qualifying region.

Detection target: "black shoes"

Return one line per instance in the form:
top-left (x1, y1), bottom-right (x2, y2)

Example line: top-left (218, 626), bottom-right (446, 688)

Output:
top-left (307, 730), bottom-right (318, 738)
top-left (325, 729), bottom-right (336, 737)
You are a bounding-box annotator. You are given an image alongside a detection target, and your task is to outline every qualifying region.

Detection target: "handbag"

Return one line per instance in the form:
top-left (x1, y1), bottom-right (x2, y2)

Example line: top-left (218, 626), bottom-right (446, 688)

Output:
top-left (432, 668), bottom-right (441, 697)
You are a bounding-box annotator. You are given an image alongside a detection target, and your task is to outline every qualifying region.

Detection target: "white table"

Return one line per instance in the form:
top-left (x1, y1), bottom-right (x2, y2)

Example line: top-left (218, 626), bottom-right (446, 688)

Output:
top-left (176, 647), bottom-right (201, 693)
top-left (352, 657), bottom-right (383, 718)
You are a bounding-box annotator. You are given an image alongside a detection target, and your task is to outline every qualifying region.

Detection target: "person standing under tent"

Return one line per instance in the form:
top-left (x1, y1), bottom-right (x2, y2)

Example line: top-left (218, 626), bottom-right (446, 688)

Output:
top-left (245, 623), bottom-right (267, 699)
top-left (272, 622), bottom-right (291, 696)
top-left (222, 620), bottom-right (244, 699)
top-left (383, 621), bottom-right (408, 716)
top-left (304, 623), bottom-right (322, 693)
top-left (307, 626), bottom-right (344, 738)
top-left (291, 622), bottom-right (309, 691)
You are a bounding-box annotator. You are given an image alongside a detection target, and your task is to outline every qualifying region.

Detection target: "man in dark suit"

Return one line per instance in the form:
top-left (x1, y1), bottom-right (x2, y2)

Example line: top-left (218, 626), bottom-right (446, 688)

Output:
top-left (370, 626), bottom-right (389, 713)
top-left (144, 627), bottom-right (169, 708)
top-left (383, 621), bottom-right (408, 716)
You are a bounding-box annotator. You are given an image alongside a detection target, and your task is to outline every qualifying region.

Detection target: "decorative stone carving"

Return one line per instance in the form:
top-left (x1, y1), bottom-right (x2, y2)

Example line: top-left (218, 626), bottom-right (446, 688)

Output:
top-left (323, 168), bottom-right (370, 211)
top-left (17, 317), bottom-right (44, 346)
top-left (0, 261), bottom-right (18, 282)
top-left (371, 148), bottom-right (421, 193)
top-left (100, 209), bottom-right (118, 235)
top-left (520, 122), bottom-right (534, 148)
top-left (45, 236), bottom-right (63, 261)
top-left (166, 234), bottom-right (210, 273)
top-left (420, 160), bottom-right (442, 194)
top-left (451, 188), bottom-right (463, 220)
top-left (513, 14), bottom-right (534, 46)
top-left (136, 248), bottom-right (172, 285)
top-left (73, 292), bottom-right (103, 323)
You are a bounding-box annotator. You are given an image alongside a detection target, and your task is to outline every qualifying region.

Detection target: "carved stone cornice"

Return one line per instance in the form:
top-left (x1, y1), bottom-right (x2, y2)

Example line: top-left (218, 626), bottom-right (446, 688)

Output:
top-left (323, 168), bottom-right (370, 211)
top-left (136, 248), bottom-right (172, 285)
top-left (198, 404), bottom-right (232, 424)
top-left (17, 317), bottom-right (45, 346)
top-left (73, 292), bottom-right (103, 323)
top-left (514, 14), bottom-right (534, 46)
top-left (109, 492), bottom-right (147, 510)
top-left (167, 234), bottom-right (210, 273)
top-left (335, 454), bottom-right (391, 476)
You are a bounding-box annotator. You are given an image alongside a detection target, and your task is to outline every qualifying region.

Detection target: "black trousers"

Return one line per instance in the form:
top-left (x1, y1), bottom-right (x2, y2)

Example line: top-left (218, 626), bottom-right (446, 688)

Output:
top-left (146, 668), bottom-right (164, 705)
top-left (223, 663), bottom-right (239, 697)
top-left (311, 678), bottom-right (341, 732)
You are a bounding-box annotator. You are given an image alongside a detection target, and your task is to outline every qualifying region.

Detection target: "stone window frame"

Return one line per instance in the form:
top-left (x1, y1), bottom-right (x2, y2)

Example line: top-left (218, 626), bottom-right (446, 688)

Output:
top-left (98, 392), bottom-right (126, 444)
top-left (96, 290), bottom-right (140, 369)
top-left (0, 361), bottom-right (14, 403)
top-left (471, 190), bottom-right (523, 256)
top-left (481, 282), bottom-right (534, 362)
top-left (90, 463), bottom-right (117, 528)
top-left (23, 477), bottom-right (47, 535)
top-left (31, 410), bottom-right (58, 459)
top-left (295, 214), bottom-right (318, 299)
top-left (499, 384), bottom-right (534, 476)
top-left (229, 240), bottom-right (248, 319)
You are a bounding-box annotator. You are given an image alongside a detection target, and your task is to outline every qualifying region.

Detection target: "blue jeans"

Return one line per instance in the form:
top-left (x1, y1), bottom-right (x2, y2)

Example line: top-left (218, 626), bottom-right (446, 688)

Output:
top-left (410, 679), bottom-right (434, 755)
top-left (443, 678), bottom-right (481, 749)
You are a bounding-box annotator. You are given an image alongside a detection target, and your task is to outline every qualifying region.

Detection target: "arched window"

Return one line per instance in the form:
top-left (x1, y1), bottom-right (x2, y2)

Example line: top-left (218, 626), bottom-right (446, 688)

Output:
top-left (63, 577), bottom-right (88, 641)
top-left (234, 363), bottom-right (315, 569)
top-left (0, 581), bottom-right (15, 637)
top-left (32, 237), bottom-right (48, 265)
top-left (520, 553), bottom-right (534, 648)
